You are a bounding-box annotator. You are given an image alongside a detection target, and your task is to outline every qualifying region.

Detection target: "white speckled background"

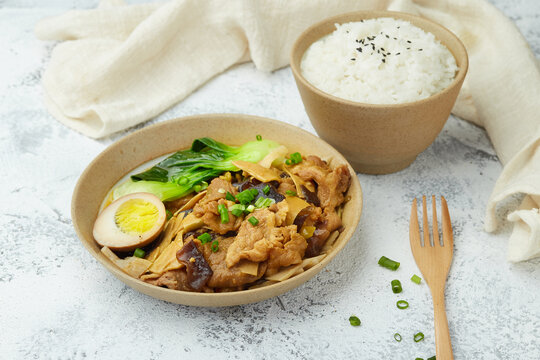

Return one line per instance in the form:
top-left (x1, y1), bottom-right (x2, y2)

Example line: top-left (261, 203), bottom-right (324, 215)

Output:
top-left (1, 1), bottom-right (539, 359)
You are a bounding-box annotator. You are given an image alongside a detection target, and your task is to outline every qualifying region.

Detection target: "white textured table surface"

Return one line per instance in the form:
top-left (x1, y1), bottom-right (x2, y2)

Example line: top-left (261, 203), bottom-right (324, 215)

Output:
top-left (1, 1), bottom-right (539, 359)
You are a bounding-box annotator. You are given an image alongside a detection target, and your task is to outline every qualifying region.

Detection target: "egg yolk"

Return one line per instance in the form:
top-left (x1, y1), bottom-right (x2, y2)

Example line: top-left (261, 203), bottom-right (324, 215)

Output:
top-left (114, 199), bottom-right (160, 234)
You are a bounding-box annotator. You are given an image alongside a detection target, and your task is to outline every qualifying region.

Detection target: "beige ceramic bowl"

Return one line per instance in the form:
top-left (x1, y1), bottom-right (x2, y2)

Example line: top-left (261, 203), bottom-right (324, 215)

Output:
top-left (291, 11), bottom-right (468, 174)
top-left (72, 114), bottom-right (362, 307)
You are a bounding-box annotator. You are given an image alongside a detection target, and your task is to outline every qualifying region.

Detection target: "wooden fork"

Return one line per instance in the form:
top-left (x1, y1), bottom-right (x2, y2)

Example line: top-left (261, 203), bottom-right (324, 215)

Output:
top-left (410, 196), bottom-right (454, 360)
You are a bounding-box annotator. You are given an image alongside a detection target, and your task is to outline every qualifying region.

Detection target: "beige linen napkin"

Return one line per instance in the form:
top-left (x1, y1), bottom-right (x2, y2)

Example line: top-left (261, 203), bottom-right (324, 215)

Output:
top-left (36, 0), bottom-right (540, 261)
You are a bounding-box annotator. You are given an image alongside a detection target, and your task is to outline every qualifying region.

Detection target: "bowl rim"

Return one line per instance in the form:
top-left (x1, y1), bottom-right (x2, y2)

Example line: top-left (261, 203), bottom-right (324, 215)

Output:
top-left (290, 10), bottom-right (469, 108)
top-left (72, 113), bottom-right (363, 305)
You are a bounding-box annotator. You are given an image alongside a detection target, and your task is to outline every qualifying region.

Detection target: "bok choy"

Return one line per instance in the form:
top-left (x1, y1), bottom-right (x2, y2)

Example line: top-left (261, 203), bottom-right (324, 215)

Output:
top-left (113, 137), bottom-right (280, 201)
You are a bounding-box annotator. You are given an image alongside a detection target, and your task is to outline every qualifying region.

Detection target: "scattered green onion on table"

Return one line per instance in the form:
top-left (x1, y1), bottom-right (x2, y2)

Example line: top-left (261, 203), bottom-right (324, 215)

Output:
top-left (378, 256), bottom-right (400, 270)
top-left (349, 316), bottom-right (361, 327)
top-left (391, 279), bottom-right (403, 293)
top-left (396, 300), bottom-right (409, 309)
top-left (414, 332), bottom-right (425, 342)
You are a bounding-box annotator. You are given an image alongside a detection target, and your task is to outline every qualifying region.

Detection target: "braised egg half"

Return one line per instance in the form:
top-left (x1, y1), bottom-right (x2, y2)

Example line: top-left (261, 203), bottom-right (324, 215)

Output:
top-left (93, 192), bottom-right (167, 252)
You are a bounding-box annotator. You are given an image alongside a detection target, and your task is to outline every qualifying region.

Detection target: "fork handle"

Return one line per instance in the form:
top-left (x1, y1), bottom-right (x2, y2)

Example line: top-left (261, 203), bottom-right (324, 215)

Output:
top-left (432, 287), bottom-right (454, 360)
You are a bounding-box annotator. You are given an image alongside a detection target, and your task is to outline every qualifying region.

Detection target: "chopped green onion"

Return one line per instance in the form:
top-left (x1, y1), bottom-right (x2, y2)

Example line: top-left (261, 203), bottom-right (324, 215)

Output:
top-left (210, 240), bottom-right (219, 252)
top-left (378, 256), bottom-right (400, 271)
top-left (256, 134), bottom-right (262, 141)
top-left (245, 204), bottom-right (255, 213)
top-left (427, 357), bottom-right (436, 360)
top-left (218, 203), bottom-right (229, 223)
top-left (263, 185), bottom-right (270, 195)
top-left (396, 300), bottom-right (409, 309)
top-left (415, 358), bottom-right (424, 360)
top-left (248, 216), bottom-right (259, 226)
top-left (411, 274), bottom-right (422, 284)
top-left (289, 152), bottom-right (302, 164)
top-left (193, 184), bottom-right (202, 192)
top-left (197, 232), bottom-right (212, 244)
top-left (229, 204), bottom-right (245, 217)
top-left (254, 196), bottom-right (275, 209)
top-left (166, 209), bottom-right (173, 220)
top-left (285, 159), bottom-right (292, 165)
top-left (414, 332), bottom-right (425, 342)
top-left (178, 176), bottom-right (189, 185)
top-left (394, 333), bottom-right (402, 342)
top-left (236, 188), bottom-right (258, 205)
top-left (133, 248), bottom-right (145, 258)
top-left (391, 279), bottom-right (402, 294)
top-left (285, 190), bottom-right (297, 196)
top-left (348, 316), bottom-right (361, 326)
top-left (225, 191), bottom-right (236, 202)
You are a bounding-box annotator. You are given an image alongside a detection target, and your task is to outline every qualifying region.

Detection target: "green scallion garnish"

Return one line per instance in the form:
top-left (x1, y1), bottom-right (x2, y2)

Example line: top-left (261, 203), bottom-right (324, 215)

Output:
top-left (235, 188), bottom-right (258, 205)
top-left (133, 248), bottom-right (145, 258)
top-left (256, 134), bottom-right (262, 141)
top-left (391, 279), bottom-right (402, 294)
top-left (166, 209), bottom-right (173, 220)
top-left (396, 300), bottom-right (409, 309)
top-left (245, 204), bottom-right (255, 213)
top-left (217, 203), bottom-right (229, 223)
top-left (394, 333), bottom-right (402, 342)
top-left (248, 216), bottom-right (259, 226)
top-left (210, 240), bottom-right (219, 252)
top-left (414, 332), bottom-right (425, 342)
top-left (254, 196), bottom-right (275, 209)
top-left (289, 152), bottom-right (302, 164)
top-left (229, 204), bottom-right (245, 217)
top-left (415, 358), bottom-right (424, 360)
top-left (263, 185), bottom-right (270, 195)
top-left (285, 190), bottom-right (297, 196)
top-left (197, 232), bottom-right (212, 244)
top-left (427, 357), bottom-right (436, 360)
top-left (378, 256), bottom-right (400, 271)
top-left (411, 274), bottom-right (422, 284)
top-left (225, 191), bottom-right (236, 202)
top-left (348, 316), bottom-right (361, 326)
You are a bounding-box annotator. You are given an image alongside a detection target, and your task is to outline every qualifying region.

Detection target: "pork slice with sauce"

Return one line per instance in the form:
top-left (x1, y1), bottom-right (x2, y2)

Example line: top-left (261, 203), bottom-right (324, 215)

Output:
top-left (193, 178), bottom-right (243, 234)
top-left (192, 236), bottom-right (267, 289)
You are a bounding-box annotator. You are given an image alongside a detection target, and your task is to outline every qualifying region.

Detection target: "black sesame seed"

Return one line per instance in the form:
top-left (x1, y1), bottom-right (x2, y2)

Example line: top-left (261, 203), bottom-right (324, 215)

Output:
top-left (419, 49), bottom-right (423, 51)
top-left (393, 37), bottom-right (397, 40)
top-left (407, 40), bottom-right (411, 43)
top-left (381, 47), bottom-right (385, 51)
top-left (407, 47), bottom-right (410, 50)
top-left (382, 59), bottom-right (386, 63)
top-left (396, 52), bottom-right (400, 55)
top-left (385, 34), bottom-right (389, 38)
top-left (351, 58), bottom-right (356, 61)
top-left (357, 47), bottom-right (362, 52)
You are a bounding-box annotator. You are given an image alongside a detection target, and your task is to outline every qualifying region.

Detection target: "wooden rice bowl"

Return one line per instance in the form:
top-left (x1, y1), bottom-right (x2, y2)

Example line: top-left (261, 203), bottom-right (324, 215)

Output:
top-left (71, 114), bottom-right (363, 306)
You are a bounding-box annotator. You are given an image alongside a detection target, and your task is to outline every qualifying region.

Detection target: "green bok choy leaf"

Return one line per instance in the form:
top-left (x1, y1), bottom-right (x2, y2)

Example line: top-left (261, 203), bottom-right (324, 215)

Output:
top-left (112, 137), bottom-right (280, 202)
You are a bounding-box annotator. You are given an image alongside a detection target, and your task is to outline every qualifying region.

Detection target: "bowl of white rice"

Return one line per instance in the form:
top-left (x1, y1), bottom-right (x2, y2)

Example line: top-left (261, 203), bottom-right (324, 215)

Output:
top-left (290, 11), bottom-right (468, 174)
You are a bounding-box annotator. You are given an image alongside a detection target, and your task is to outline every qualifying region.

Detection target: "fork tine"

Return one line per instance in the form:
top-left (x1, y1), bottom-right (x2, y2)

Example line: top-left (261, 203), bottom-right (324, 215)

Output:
top-left (422, 195), bottom-right (431, 246)
top-left (432, 195), bottom-right (440, 246)
top-left (441, 196), bottom-right (454, 249)
top-left (410, 198), bottom-right (421, 251)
